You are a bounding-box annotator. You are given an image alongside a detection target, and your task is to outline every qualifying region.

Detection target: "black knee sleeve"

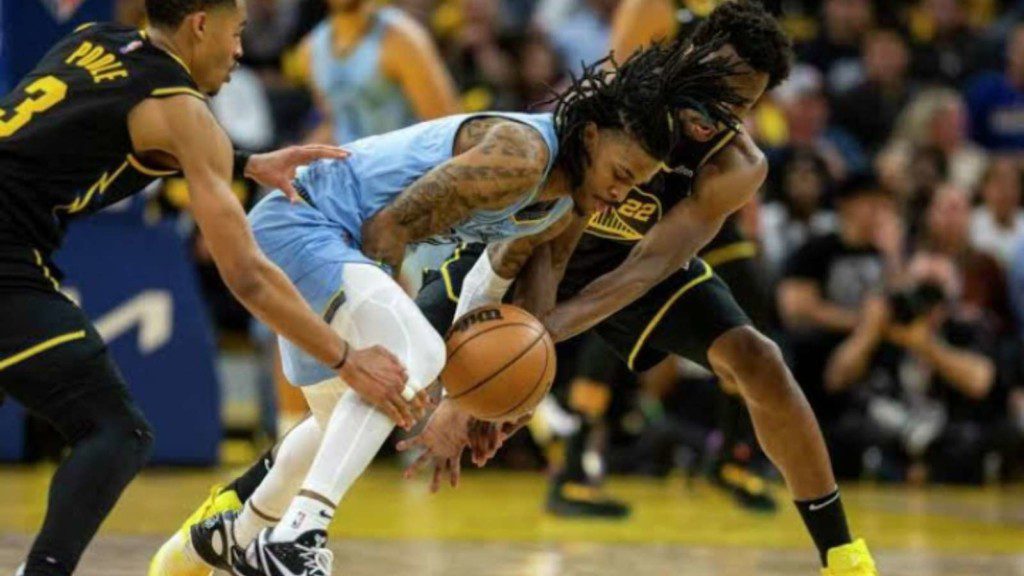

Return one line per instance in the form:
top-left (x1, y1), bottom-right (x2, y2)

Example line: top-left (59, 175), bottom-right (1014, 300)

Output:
top-left (49, 387), bottom-right (154, 470)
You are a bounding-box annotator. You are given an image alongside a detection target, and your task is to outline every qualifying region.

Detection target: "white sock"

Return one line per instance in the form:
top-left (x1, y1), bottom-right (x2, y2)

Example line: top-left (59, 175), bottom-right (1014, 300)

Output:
top-left (276, 493), bottom-right (334, 537)
top-left (273, 390), bottom-right (395, 541)
top-left (234, 417), bottom-right (322, 546)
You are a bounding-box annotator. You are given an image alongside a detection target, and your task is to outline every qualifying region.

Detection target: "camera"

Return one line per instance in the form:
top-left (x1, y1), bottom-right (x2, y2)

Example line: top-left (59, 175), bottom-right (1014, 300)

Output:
top-left (887, 282), bottom-right (946, 324)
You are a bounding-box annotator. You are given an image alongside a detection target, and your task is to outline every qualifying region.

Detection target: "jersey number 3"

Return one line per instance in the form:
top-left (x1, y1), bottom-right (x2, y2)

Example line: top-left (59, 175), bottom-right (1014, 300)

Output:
top-left (0, 76), bottom-right (68, 138)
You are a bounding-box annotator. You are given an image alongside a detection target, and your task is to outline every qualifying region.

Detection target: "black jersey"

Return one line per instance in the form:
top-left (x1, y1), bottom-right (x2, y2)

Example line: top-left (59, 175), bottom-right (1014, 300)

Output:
top-left (0, 22), bottom-right (202, 254)
top-left (563, 1), bottom-right (753, 292)
top-left (563, 128), bottom-right (737, 292)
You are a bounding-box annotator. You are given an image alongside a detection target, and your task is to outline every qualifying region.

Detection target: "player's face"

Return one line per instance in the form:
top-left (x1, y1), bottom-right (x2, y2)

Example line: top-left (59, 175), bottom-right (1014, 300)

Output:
top-left (191, 0), bottom-right (246, 95)
top-left (573, 125), bottom-right (662, 215)
top-left (678, 45), bottom-right (769, 143)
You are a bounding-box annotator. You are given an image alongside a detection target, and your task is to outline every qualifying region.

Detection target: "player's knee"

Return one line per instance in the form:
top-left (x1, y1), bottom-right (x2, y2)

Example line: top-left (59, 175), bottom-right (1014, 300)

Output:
top-left (57, 390), bottom-right (154, 471)
top-left (711, 327), bottom-right (793, 406)
top-left (99, 398), bottom-right (154, 470)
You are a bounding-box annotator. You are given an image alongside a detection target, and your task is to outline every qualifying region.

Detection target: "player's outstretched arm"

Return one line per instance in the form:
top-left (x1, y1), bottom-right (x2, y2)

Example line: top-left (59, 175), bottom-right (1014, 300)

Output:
top-left (128, 96), bottom-right (425, 428)
top-left (361, 120), bottom-right (550, 270)
top-left (543, 137), bottom-right (767, 342)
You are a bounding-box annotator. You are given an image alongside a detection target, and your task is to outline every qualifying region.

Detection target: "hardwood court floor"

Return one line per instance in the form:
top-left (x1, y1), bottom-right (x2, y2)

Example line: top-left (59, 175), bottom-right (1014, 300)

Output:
top-left (1, 466), bottom-right (1022, 575)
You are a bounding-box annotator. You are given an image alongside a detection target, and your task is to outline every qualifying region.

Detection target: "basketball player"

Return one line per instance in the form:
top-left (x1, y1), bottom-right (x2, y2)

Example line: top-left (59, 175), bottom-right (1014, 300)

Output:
top-left (543, 0), bottom-right (779, 521)
top-left (407, 2), bottom-right (880, 574)
top-left (0, 0), bottom-right (422, 574)
top-left (151, 42), bottom-right (743, 576)
top-left (296, 0), bottom-right (460, 144)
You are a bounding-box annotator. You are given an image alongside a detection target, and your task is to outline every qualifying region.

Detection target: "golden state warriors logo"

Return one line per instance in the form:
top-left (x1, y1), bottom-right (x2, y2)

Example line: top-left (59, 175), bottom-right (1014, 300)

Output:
top-left (39, 0), bottom-right (87, 23)
top-left (586, 188), bottom-right (663, 242)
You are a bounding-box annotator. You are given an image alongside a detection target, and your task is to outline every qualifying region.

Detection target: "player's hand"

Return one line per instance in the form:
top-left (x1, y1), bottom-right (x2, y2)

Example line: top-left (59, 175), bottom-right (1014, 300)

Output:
top-left (339, 345), bottom-right (425, 430)
top-left (468, 413), bottom-right (532, 467)
top-left (396, 399), bottom-right (473, 492)
top-left (245, 145), bottom-right (350, 202)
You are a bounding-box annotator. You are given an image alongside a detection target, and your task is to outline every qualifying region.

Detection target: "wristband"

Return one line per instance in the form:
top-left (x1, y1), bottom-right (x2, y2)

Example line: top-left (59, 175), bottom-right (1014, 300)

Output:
top-left (233, 149), bottom-right (253, 180)
top-left (331, 343), bottom-right (350, 371)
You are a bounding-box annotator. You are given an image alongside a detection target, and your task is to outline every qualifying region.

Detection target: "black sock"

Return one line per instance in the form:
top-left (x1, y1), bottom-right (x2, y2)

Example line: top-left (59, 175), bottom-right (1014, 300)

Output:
top-left (227, 448), bottom-right (275, 503)
top-left (559, 419), bottom-right (591, 485)
top-left (794, 489), bottom-right (853, 567)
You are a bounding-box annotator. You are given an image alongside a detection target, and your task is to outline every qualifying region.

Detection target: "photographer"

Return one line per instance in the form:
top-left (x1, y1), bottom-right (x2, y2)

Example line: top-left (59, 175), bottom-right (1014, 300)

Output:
top-left (825, 252), bottom-right (1000, 483)
top-left (777, 175), bottom-right (902, 475)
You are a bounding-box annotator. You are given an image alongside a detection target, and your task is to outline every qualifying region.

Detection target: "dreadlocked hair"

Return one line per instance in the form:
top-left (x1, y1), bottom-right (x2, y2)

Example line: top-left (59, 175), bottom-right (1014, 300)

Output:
top-left (656, 33), bottom-right (749, 129)
top-left (543, 45), bottom-right (677, 190)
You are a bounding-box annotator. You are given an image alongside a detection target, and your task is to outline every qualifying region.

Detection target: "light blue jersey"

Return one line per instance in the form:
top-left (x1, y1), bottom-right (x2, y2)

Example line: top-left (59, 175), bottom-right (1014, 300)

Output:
top-left (310, 8), bottom-right (417, 143)
top-left (249, 112), bottom-right (571, 385)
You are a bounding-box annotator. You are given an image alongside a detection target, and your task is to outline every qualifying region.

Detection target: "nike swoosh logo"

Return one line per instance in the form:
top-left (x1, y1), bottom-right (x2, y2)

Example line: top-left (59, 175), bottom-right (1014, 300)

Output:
top-left (808, 492), bottom-right (841, 512)
top-left (319, 510), bottom-right (334, 521)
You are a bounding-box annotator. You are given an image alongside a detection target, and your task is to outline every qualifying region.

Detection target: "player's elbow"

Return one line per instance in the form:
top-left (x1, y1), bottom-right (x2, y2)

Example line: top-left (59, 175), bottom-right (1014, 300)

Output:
top-left (220, 254), bottom-right (265, 302)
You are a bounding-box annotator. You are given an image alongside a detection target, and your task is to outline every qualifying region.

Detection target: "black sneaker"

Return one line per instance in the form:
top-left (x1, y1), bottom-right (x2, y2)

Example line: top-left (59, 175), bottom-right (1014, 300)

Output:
top-left (188, 510), bottom-right (245, 571)
top-left (233, 527), bottom-right (333, 576)
top-left (711, 462), bottom-right (778, 513)
top-left (545, 480), bottom-right (631, 519)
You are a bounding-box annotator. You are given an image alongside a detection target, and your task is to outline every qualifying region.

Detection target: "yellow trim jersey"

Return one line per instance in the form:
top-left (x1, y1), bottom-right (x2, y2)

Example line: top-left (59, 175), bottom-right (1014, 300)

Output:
top-left (562, 128), bottom-right (737, 293)
top-left (0, 23), bottom-right (202, 254)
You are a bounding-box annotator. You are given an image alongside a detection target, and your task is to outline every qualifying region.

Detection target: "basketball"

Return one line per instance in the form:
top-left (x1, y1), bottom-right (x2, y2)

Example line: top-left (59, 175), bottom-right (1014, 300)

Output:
top-left (440, 304), bottom-right (556, 422)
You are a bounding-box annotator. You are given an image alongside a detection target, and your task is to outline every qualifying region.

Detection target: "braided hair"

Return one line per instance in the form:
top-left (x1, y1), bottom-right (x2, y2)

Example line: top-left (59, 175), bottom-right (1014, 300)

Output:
top-left (657, 33), bottom-right (749, 129)
top-left (547, 40), bottom-right (744, 189)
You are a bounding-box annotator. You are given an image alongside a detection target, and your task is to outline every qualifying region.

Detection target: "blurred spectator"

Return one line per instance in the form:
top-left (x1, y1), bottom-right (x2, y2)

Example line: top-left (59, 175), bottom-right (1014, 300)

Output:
top-left (1004, 228), bottom-right (1024, 339)
top-left (543, 0), bottom-right (616, 73)
top-left (878, 88), bottom-right (987, 198)
top-left (909, 0), bottom-right (983, 86)
top-left (444, 0), bottom-right (520, 110)
top-left (770, 64), bottom-right (868, 182)
top-left (970, 156), bottom-right (1024, 266)
top-left (210, 67), bottom-right (276, 152)
top-left (761, 147), bottom-right (837, 277)
top-left (296, 0), bottom-right (459, 143)
top-left (115, 0), bottom-right (146, 26)
top-left (796, 0), bottom-right (874, 94)
top-left (920, 184), bottom-right (1011, 331)
top-left (242, 0), bottom-right (302, 75)
top-left (776, 176), bottom-right (898, 466)
top-left (833, 27), bottom-right (916, 155)
top-left (825, 251), bottom-right (1000, 483)
top-left (966, 22), bottom-right (1024, 152)
top-left (512, 29), bottom-right (568, 109)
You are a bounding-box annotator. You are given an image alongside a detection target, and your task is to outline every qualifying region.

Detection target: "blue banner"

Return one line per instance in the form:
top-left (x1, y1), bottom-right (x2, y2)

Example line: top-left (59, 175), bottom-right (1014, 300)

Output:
top-left (0, 0), bottom-right (111, 92)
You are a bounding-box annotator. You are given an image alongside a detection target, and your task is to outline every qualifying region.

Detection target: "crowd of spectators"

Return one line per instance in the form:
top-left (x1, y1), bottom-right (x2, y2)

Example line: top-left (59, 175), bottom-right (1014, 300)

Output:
top-left (113, 0), bottom-right (1024, 484)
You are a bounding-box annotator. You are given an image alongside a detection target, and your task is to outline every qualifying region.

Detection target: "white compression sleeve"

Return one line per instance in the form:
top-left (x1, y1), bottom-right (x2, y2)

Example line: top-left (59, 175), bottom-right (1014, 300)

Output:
top-left (453, 246), bottom-right (513, 321)
top-left (274, 264), bottom-right (446, 540)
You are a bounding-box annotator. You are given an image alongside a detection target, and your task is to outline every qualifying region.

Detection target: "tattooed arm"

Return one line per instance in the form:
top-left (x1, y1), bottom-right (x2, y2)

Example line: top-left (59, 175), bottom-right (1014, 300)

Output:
top-left (362, 120), bottom-right (550, 270)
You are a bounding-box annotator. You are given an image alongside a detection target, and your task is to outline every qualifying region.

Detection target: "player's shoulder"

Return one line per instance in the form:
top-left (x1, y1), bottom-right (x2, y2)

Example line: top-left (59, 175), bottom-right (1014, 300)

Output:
top-left (485, 119), bottom-right (552, 171)
top-left (380, 7), bottom-right (438, 53)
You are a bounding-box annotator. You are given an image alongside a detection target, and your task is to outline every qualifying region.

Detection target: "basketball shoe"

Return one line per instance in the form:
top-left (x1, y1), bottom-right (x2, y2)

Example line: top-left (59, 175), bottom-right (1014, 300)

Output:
top-left (233, 528), bottom-right (333, 576)
top-left (821, 539), bottom-right (879, 576)
top-left (148, 484), bottom-right (243, 576)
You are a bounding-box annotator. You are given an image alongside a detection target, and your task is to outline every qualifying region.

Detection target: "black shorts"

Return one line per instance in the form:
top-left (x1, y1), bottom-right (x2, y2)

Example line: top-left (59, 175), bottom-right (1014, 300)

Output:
top-left (416, 243), bottom-right (752, 373)
top-left (0, 247), bottom-right (128, 422)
